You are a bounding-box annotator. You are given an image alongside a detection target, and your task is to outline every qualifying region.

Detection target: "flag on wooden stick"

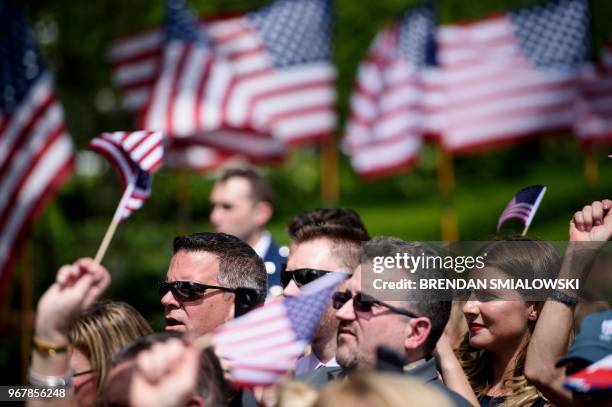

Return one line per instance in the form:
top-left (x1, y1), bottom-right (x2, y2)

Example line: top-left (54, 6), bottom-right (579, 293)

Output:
top-left (497, 185), bottom-right (546, 234)
top-left (89, 131), bottom-right (163, 262)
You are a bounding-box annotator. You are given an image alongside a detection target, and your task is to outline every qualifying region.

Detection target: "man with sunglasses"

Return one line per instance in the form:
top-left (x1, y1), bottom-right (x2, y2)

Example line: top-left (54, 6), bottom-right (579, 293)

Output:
top-left (160, 232), bottom-right (267, 336)
top-left (284, 208), bottom-right (370, 375)
top-left (300, 237), bottom-right (471, 407)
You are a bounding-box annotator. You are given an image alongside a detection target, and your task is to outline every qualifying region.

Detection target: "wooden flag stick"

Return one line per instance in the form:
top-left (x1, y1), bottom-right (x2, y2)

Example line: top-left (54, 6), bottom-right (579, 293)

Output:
top-left (320, 134), bottom-right (339, 205)
top-left (521, 224), bottom-right (529, 237)
top-left (94, 182), bottom-right (134, 264)
top-left (437, 145), bottom-right (459, 241)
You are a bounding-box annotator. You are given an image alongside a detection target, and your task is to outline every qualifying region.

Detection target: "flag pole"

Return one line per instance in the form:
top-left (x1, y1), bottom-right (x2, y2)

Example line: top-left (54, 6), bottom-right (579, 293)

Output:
top-left (584, 146), bottom-right (598, 191)
top-left (437, 144), bottom-right (458, 241)
top-left (94, 182), bottom-right (134, 264)
top-left (19, 240), bottom-right (33, 384)
top-left (521, 225), bottom-right (529, 236)
top-left (320, 134), bottom-right (339, 205)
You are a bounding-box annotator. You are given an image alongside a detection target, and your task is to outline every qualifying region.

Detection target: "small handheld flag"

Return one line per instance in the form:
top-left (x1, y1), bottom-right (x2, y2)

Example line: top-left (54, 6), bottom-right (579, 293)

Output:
top-left (212, 271), bottom-right (348, 388)
top-left (565, 354), bottom-right (612, 393)
top-left (497, 185), bottom-right (546, 235)
top-left (89, 131), bottom-right (164, 263)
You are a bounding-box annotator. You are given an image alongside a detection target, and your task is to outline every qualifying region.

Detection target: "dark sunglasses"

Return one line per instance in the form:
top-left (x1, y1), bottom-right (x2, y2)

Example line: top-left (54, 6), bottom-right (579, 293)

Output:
top-left (158, 280), bottom-right (236, 302)
top-left (332, 290), bottom-right (419, 318)
top-left (280, 265), bottom-right (332, 288)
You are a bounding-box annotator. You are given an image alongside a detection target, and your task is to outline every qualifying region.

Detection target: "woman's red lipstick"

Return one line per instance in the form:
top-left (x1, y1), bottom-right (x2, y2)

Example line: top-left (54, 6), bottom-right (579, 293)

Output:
top-left (469, 322), bottom-right (486, 334)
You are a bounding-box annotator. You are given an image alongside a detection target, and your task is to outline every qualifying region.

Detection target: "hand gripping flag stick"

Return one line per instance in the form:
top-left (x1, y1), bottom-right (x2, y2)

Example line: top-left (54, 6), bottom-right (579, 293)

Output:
top-left (89, 131), bottom-right (164, 264)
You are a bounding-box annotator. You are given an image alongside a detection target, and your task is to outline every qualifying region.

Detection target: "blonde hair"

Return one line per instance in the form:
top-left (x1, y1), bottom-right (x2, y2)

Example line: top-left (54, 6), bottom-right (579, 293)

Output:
top-left (69, 300), bottom-right (152, 394)
top-left (311, 373), bottom-right (453, 407)
top-left (458, 328), bottom-right (544, 407)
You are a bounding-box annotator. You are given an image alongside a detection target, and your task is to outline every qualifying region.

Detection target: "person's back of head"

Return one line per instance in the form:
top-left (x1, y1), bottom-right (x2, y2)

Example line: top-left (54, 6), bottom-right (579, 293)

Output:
top-left (311, 372), bottom-right (453, 407)
top-left (69, 300), bottom-right (153, 394)
top-left (104, 332), bottom-right (228, 407)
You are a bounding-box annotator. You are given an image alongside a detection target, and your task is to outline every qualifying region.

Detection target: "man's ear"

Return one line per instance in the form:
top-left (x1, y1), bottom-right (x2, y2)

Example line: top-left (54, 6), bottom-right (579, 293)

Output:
top-left (253, 201), bottom-right (273, 227)
top-left (185, 395), bottom-right (205, 407)
top-left (403, 317), bottom-right (432, 351)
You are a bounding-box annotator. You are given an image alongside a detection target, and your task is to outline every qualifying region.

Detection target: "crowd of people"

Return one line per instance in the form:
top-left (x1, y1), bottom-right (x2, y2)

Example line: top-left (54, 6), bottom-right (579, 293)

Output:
top-left (25, 168), bottom-right (611, 407)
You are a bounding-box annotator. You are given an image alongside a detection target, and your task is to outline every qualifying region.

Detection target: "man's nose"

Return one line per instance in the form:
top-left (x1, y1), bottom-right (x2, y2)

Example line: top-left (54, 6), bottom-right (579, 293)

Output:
top-left (336, 298), bottom-right (356, 321)
top-left (283, 280), bottom-right (301, 297)
top-left (161, 289), bottom-right (179, 309)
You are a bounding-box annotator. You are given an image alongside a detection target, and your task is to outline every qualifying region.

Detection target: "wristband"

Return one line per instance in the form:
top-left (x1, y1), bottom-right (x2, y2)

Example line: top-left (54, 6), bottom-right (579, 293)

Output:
top-left (32, 336), bottom-right (69, 356)
top-left (548, 289), bottom-right (578, 306)
top-left (28, 367), bottom-right (73, 387)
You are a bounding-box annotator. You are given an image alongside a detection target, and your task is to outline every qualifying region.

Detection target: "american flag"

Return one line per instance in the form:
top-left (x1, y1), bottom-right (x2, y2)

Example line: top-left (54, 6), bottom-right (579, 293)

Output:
top-left (565, 354), bottom-right (612, 393)
top-left (497, 185), bottom-right (546, 231)
top-left (343, 4), bottom-right (436, 180)
top-left (108, 0), bottom-right (335, 162)
top-left (0, 2), bottom-right (74, 295)
top-left (89, 131), bottom-right (163, 221)
top-left (436, 0), bottom-right (589, 153)
top-left (574, 41), bottom-right (612, 143)
top-left (213, 271), bottom-right (348, 388)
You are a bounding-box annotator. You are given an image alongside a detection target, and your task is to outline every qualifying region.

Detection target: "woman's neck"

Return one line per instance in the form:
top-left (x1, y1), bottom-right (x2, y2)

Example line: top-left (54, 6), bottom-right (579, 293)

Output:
top-left (487, 335), bottom-right (528, 396)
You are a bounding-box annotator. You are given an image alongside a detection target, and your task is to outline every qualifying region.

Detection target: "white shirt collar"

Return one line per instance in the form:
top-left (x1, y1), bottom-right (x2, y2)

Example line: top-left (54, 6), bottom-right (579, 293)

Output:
top-left (252, 231), bottom-right (272, 258)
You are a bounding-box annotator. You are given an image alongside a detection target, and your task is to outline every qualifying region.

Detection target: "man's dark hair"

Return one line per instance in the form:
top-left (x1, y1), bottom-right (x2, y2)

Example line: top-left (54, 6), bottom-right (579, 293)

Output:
top-left (287, 208), bottom-right (370, 270)
top-left (173, 232), bottom-right (267, 303)
top-left (362, 237), bottom-right (452, 355)
top-left (218, 167), bottom-right (274, 205)
top-left (112, 332), bottom-right (228, 407)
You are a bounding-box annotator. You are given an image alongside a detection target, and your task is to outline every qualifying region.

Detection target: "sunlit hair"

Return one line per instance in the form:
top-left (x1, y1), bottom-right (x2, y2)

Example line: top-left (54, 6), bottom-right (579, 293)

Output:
top-left (311, 372), bottom-right (453, 407)
top-left (459, 236), bottom-right (558, 407)
top-left (288, 208), bottom-right (370, 271)
top-left (69, 300), bottom-right (152, 395)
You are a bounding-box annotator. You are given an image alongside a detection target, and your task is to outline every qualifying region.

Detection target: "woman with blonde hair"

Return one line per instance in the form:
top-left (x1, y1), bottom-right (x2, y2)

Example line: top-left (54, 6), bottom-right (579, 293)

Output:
top-left (28, 258), bottom-right (152, 407)
top-left (454, 237), bottom-right (558, 407)
top-left (68, 300), bottom-right (152, 404)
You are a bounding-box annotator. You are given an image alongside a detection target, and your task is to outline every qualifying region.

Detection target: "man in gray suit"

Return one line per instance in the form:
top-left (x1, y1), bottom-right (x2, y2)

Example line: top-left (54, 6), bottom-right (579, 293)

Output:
top-left (299, 237), bottom-right (471, 407)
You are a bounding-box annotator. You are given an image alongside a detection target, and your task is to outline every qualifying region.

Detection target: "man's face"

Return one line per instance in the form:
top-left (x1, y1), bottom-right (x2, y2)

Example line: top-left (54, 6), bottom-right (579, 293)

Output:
top-left (284, 238), bottom-right (346, 342)
top-left (210, 177), bottom-right (260, 243)
top-left (162, 250), bottom-right (234, 336)
top-left (334, 266), bottom-right (408, 372)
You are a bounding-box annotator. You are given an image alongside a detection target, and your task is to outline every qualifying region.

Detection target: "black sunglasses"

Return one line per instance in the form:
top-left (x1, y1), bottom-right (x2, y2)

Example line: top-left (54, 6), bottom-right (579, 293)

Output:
top-left (280, 265), bottom-right (332, 288)
top-left (332, 290), bottom-right (419, 318)
top-left (158, 280), bottom-right (236, 302)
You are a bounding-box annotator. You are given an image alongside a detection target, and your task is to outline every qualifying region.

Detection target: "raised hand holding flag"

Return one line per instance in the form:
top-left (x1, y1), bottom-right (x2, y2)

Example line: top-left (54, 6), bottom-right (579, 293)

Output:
top-left (89, 131), bottom-right (164, 263)
top-left (497, 185), bottom-right (546, 235)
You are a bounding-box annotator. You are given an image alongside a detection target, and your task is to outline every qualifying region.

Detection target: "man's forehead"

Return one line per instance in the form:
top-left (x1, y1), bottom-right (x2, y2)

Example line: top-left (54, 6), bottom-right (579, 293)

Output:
top-left (214, 177), bottom-right (254, 200)
top-left (168, 250), bottom-right (220, 282)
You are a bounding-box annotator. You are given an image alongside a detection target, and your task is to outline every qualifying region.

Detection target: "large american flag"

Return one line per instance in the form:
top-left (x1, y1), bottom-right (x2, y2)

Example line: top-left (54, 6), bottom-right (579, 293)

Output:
top-left (89, 131), bottom-right (163, 221)
top-left (0, 2), bottom-right (74, 295)
top-left (108, 0), bottom-right (335, 163)
top-left (213, 271), bottom-right (348, 388)
top-left (435, 0), bottom-right (588, 153)
top-left (497, 185), bottom-right (546, 231)
top-left (574, 41), bottom-right (612, 143)
top-left (343, 5), bottom-right (436, 180)
top-left (344, 0), bottom-right (590, 178)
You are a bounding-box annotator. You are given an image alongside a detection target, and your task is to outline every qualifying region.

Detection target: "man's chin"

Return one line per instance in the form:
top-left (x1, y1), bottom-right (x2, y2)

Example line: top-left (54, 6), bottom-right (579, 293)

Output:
top-left (165, 324), bottom-right (187, 332)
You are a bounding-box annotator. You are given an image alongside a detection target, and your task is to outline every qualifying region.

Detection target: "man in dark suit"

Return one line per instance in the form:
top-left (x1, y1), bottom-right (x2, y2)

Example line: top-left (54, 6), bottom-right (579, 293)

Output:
top-left (210, 167), bottom-right (286, 292)
top-left (299, 237), bottom-right (471, 407)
